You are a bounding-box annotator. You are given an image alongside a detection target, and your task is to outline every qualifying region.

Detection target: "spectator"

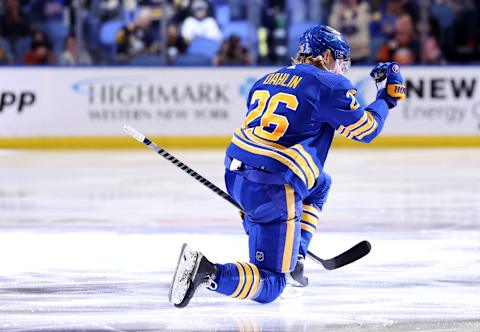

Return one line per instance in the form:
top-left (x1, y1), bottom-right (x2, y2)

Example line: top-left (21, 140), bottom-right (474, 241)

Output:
top-left (379, 0), bottom-right (405, 39)
top-left (23, 31), bottom-right (56, 65)
top-left (59, 34), bottom-right (92, 65)
top-left (328, 0), bottom-right (371, 63)
top-left (377, 14), bottom-right (420, 64)
top-left (115, 8), bottom-right (158, 61)
top-left (172, 0), bottom-right (194, 24)
top-left (422, 19), bottom-right (443, 64)
top-left (422, 36), bottom-right (442, 64)
top-left (166, 23), bottom-right (188, 63)
top-left (137, 0), bottom-right (163, 20)
top-left (213, 35), bottom-right (250, 65)
top-left (0, 0), bottom-right (30, 46)
top-left (392, 47), bottom-right (415, 65)
top-left (181, 0), bottom-right (222, 42)
top-left (172, 0), bottom-right (216, 25)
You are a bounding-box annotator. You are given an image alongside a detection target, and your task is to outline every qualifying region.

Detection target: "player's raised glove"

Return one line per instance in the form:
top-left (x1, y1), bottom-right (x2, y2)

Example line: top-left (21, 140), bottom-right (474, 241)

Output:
top-left (370, 62), bottom-right (406, 109)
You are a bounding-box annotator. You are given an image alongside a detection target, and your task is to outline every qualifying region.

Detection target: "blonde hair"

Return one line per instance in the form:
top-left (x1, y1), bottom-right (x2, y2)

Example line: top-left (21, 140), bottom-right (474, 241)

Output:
top-left (291, 49), bottom-right (332, 70)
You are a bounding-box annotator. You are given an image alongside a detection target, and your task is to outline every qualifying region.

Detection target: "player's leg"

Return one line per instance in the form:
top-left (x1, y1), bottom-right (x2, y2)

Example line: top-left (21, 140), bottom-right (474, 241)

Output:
top-left (216, 170), bottom-right (302, 303)
top-left (300, 172), bottom-right (332, 257)
top-left (287, 201), bottom-right (322, 287)
top-left (169, 170), bottom-right (302, 306)
top-left (169, 243), bottom-right (289, 306)
top-left (286, 172), bottom-right (331, 287)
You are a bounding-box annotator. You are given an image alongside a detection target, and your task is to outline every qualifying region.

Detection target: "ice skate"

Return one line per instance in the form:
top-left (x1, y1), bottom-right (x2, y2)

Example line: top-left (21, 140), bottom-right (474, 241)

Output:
top-left (169, 243), bottom-right (217, 308)
top-left (287, 255), bottom-right (309, 287)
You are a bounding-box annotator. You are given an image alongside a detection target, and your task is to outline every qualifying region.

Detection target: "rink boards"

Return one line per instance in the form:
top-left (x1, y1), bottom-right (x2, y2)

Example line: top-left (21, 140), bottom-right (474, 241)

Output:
top-left (0, 66), bottom-right (479, 148)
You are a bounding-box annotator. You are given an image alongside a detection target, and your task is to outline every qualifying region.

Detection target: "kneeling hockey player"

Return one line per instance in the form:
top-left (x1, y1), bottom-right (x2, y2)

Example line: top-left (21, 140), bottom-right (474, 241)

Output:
top-left (169, 24), bottom-right (406, 307)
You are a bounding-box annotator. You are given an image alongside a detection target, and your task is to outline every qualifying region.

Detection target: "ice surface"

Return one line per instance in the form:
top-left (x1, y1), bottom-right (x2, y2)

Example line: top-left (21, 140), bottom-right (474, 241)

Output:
top-left (0, 149), bottom-right (479, 331)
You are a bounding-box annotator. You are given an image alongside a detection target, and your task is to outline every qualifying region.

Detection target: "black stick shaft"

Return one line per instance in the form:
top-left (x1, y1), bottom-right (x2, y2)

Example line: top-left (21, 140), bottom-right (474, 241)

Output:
top-left (144, 138), bottom-right (241, 210)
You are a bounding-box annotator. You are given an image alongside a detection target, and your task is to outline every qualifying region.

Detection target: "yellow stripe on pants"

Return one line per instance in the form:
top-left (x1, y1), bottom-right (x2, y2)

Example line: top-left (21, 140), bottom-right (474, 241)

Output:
top-left (281, 184), bottom-right (296, 273)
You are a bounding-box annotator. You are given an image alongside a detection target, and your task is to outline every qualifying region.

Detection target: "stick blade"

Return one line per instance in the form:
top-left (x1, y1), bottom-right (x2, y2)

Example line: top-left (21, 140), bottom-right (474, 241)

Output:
top-left (330, 240), bottom-right (371, 270)
top-left (308, 240), bottom-right (371, 270)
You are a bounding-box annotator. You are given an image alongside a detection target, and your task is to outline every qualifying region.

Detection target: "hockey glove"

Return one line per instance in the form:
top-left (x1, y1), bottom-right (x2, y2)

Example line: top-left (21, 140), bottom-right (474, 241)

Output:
top-left (370, 62), bottom-right (406, 109)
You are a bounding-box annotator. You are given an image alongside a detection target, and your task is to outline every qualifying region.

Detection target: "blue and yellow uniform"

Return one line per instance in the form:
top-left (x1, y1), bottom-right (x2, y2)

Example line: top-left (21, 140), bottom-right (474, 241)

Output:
top-left (211, 25), bottom-right (405, 304)
top-left (227, 63), bottom-right (388, 198)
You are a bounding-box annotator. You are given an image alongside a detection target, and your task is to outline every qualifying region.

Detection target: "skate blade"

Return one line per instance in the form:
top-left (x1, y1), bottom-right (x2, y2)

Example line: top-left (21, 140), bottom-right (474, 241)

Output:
top-left (168, 243), bottom-right (192, 305)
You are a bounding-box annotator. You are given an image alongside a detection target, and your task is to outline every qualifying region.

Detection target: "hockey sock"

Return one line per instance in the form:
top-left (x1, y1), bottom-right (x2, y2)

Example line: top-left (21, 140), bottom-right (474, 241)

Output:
top-left (213, 263), bottom-right (286, 303)
top-left (214, 263), bottom-right (260, 300)
top-left (299, 204), bottom-right (320, 257)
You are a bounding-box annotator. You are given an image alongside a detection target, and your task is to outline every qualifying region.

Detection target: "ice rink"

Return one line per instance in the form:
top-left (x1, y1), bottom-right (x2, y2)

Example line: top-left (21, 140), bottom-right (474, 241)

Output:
top-left (0, 148), bottom-right (479, 331)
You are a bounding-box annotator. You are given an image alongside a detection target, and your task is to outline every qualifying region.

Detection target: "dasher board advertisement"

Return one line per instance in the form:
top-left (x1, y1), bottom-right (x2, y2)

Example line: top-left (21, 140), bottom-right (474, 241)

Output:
top-left (1, 67), bottom-right (479, 137)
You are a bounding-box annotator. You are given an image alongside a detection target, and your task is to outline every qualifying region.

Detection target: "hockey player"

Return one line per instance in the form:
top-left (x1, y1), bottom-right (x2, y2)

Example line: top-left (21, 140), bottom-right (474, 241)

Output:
top-left (169, 24), bottom-right (406, 307)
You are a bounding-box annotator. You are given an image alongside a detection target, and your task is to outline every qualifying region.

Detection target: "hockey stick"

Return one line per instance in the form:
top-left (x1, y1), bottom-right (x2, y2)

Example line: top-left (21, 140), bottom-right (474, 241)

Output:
top-left (123, 124), bottom-right (371, 270)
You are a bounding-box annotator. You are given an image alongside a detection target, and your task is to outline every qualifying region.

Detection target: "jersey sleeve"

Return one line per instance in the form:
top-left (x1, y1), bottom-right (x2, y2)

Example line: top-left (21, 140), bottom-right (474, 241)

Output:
top-left (315, 77), bottom-right (389, 143)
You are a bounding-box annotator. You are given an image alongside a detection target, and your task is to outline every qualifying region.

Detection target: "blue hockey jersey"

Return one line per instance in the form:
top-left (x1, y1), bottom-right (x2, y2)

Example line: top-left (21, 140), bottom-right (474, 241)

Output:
top-left (226, 64), bottom-right (389, 197)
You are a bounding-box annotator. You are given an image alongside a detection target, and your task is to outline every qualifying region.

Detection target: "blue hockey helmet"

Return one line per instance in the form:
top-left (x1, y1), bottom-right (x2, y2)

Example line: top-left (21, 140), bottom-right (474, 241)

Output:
top-left (298, 24), bottom-right (351, 73)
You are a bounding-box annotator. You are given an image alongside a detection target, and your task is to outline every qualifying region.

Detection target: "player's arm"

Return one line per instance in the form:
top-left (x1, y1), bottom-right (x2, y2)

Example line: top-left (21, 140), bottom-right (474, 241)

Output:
top-left (320, 63), bottom-right (405, 143)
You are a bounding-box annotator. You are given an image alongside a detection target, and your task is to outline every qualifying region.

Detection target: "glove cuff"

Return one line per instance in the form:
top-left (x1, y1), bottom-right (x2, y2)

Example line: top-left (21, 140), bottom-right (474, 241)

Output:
top-left (376, 89), bottom-right (397, 109)
top-left (386, 84), bottom-right (407, 100)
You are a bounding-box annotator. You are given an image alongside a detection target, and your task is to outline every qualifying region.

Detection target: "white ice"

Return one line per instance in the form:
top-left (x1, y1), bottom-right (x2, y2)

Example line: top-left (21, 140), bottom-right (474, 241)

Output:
top-left (0, 149), bottom-right (479, 331)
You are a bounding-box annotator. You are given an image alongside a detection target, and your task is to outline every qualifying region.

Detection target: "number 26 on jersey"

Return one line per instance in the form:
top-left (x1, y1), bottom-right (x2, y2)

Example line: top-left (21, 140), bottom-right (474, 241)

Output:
top-left (242, 90), bottom-right (299, 141)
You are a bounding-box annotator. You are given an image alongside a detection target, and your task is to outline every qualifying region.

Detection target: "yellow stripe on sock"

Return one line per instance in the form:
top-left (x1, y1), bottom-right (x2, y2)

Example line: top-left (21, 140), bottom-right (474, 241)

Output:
top-left (301, 223), bottom-right (316, 234)
top-left (246, 263), bottom-right (260, 299)
top-left (237, 263), bottom-right (254, 299)
top-left (230, 262), bottom-right (245, 298)
top-left (301, 212), bottom-right (319, 227)
top-left (303, 204), bottom-right (319, 218)
top-left (281, 184), bottom-right (296, 273)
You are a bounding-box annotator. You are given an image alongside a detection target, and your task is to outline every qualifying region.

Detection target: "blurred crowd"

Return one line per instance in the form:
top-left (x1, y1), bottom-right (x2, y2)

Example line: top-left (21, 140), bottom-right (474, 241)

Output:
top-left (0, 0), bottom-right (479, 66)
